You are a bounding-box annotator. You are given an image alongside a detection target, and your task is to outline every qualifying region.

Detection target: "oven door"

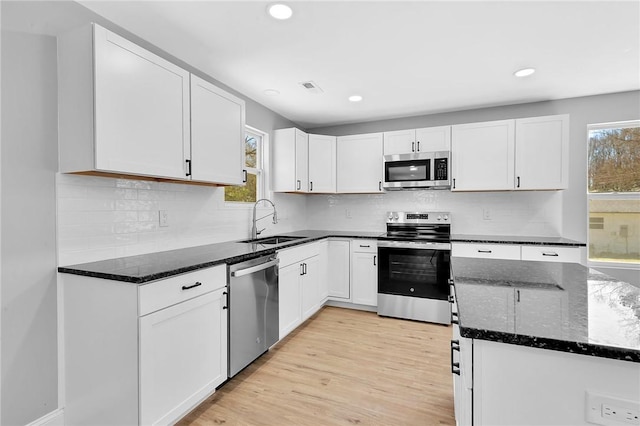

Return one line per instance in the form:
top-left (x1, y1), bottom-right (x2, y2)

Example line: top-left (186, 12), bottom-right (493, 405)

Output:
top-left (377, 244), bottom-right (451, 301)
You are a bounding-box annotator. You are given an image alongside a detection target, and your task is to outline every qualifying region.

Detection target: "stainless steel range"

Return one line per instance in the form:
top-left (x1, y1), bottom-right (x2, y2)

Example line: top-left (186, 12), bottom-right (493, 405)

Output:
top-left (377, 211), bottom-right (451, 324)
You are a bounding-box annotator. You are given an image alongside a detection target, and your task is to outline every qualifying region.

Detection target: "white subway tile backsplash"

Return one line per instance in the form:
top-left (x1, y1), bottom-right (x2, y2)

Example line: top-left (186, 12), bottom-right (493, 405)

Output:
top-left (57, 174), bottom-right (307, 265)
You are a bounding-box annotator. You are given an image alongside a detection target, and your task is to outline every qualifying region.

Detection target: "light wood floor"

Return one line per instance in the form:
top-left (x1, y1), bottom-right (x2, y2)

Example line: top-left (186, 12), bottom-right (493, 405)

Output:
top-left (178, 306), bottom-right (455, 425)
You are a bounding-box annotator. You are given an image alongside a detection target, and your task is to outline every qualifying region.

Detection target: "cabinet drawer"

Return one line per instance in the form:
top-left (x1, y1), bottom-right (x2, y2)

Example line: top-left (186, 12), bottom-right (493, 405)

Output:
top-left (277, 242), bottom-right (320, 268)
top-left (452, 243), bottom-right (520, 260)
top-left (521, 246), bottom-right (581, 263)
top-left (139, 264), bottom-right (226, 316)
top-left (352, 239), bottom-right (378, 253)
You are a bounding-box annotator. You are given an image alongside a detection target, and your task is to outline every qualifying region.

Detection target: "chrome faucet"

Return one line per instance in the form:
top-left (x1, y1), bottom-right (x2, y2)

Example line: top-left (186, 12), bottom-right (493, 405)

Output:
top-left (251, 199), bottom-right (278, 240)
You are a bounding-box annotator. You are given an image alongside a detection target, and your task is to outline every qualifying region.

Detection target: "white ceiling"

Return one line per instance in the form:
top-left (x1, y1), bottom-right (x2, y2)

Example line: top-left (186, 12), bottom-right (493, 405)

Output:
top-left (7, 1), bottom-right (640, 129)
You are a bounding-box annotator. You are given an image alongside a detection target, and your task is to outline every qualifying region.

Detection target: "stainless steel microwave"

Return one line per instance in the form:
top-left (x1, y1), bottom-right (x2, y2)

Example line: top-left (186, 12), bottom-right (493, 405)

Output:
top-left (383, 151), bottom-right (451, 190)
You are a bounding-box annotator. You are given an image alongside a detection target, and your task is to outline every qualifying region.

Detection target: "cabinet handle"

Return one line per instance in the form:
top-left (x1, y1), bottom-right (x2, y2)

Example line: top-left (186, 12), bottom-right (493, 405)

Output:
top-left (477, 249), bottom-right (492, 253)
top-left (300, 263), bottom-right (304, 276)
top-left (542, 252), bottom-right (559, 257)
top-left (242, 170), bottom-right (247, 183)
top-left (185, 159), bottom-right (192, 177)
top-left (450, 340), bottom-right (461, 375)
top-left (379, 181), bottom-right (382, 191)
top-left (517, 176), bottom-right (521, 188)
top-left (451, 311), bottom-right (459, 325)
top-left (412, 142), bottom-right (415, 152)
top-left (304, 263), bottom-right (307, 275)
top-left (417, 141), bottom-right (420, 152)
top-left (360, 244), bottom-right (370, 248)
top-left (297, 180), bottom-right (301, 190)
top-left (517, 289), bottom-right (521, 302)
top-left (452, 178), bottom-right (456, 189)
top-left (181, 281), bottom-right (202, 290)
top-left (310, 181), bottom-right (313, 191)
top-left (373, 255), bottom-right (377, 266)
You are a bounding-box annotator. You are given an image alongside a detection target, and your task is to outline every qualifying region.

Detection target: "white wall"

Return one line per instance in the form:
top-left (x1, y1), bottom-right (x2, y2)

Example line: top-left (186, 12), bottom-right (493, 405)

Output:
top-left (1, 30), bottom-right (59, 425)
top-left (57, 175), bottom-right (306, 266)
top-left (308, 91), bottom-right (640, 241)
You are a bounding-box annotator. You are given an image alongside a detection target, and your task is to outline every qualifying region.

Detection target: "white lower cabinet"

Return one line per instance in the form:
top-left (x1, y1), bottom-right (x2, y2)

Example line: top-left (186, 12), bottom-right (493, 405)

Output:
top-left (277, 243), bottom-right (322, 340)
top-left (140, 287), bottom-right (227, 425)
top-left (278, 261), bottom-right (304, 339)
top-left (327, 239), bottom-right (351, 300)
top-left (62, 264), bottom-right (228, 426)
top-left (351, 240), bottom-right (378, 306)
top-left (452, 242), bottom-right (583, 264)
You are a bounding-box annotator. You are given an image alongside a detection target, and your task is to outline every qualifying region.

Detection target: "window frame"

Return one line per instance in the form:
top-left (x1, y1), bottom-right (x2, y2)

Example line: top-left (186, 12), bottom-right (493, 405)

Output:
top-left (224, 125), bottom-right (270, 207)
top-left (586, 120), bottom-right (640, 270)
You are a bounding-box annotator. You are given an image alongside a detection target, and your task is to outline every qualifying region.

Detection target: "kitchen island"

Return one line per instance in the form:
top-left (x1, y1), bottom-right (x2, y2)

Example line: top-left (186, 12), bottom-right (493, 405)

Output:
top-left (450, 256), bottom-right (639, 425)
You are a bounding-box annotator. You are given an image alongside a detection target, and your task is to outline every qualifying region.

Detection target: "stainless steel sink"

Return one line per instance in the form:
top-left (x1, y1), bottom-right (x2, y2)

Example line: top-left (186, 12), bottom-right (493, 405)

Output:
top-left (239, 235), bottom-right (306, 245)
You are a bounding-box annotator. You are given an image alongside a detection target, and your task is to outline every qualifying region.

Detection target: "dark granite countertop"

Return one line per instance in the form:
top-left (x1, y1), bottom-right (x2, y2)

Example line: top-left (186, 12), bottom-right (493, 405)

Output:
top-left (451, 257), bottom-right (640, 362)
top-left (57, 230), bottom-right (383, 284)
top-left (451, 234), bottom-right (585, 246)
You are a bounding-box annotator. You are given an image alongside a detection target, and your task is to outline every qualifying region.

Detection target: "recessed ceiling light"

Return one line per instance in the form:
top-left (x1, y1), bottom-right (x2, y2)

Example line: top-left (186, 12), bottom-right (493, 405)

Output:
top-left (263, 89), bottom-right (280, 96)
top-left (268, 4), bottom-right (293, 20)
top-left (348, 95), bottom-right (363, 102)
top-left (514, 68), bottom-right (536, 77)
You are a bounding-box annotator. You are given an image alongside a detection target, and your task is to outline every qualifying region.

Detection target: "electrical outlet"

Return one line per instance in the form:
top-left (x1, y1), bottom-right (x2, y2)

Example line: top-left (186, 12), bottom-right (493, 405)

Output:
top-left (483, 209), bottom-right (492, 220)
top-left (159, 210), bottom-right (169, 227)
top-left (345, 209), bottom-right (352, 219)
top-left (586, 391), bottom-right (640, 425)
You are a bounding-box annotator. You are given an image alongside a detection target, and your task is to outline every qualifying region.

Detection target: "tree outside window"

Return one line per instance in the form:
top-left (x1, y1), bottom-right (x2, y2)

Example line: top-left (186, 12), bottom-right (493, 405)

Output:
top-left (587, 122), bottom-right (640, 265)
top-left (225, 129), bottom-right (263, 203)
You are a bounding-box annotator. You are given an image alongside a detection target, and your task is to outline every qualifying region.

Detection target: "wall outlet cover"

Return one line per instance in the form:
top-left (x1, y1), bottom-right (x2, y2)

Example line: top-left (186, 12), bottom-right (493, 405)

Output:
top-left (586, 391), bottom-right (640, 426)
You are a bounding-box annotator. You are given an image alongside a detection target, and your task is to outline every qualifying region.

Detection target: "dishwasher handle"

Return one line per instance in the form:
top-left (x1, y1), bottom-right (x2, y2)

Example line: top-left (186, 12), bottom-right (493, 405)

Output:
top-left (230, 258), bottom-right (279, 278)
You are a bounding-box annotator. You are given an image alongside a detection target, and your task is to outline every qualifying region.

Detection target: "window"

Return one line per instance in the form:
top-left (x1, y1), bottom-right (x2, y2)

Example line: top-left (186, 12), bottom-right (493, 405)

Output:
top-left (225, 127), bottom-right (264, 203)
top-left (587, 121), bottom-right (640, 266)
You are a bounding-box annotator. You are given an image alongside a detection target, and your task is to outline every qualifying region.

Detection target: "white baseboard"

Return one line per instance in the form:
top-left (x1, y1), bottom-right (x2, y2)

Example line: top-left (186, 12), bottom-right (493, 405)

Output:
top-left (27, 408), bottom-right (64, 426)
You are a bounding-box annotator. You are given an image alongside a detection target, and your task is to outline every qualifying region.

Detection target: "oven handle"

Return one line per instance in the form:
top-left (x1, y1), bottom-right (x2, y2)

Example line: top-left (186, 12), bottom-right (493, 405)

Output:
top-left (377, 241), bottom-right (451, 250)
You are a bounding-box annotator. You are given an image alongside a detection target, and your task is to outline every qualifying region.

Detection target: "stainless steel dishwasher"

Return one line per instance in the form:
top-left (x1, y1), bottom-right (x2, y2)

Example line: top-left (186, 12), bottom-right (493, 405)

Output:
top-left (227, 255), bottom-right (279, 377)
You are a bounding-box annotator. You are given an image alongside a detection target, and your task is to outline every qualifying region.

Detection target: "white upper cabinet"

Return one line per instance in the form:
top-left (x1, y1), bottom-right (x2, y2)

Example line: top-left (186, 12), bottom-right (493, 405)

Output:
top-left (515, 114), bottom-right (569, 190)
top-left (272, 128), bottom-right (309, 192)
top-left (383, 129), bottom-right (416, 155)
top-left (451, 115), bottom-right (569, 191)
top-left (337, 133), bottom-right (384, 193)
top-left (190, 75), bottom-right (245, 184)
top-left (59, 24), bottom-right (190, 179)
top-left (58, 23), bottom-right (245, 184)
top-left (451, 119), bottom-right (515, 191)
top-left (383, 126), bottom-right (451, 155)
top-left (308, 134), bottom-right (337, 193)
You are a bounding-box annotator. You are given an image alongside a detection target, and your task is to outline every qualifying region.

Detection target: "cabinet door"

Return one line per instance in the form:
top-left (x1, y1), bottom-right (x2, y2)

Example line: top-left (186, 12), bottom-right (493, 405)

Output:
top-left (415, 126), bottom-right (451, 152)
top-left (515, 288), bottom-right (567, 339)
top-left (295, 129), bottom-right (309, 192)
top-left (93, 25), bottom-right (190, 179)
top-left (308, 134), bottom-right (336, 193)
top-left (318, 240), bottom-right (330, 301)
top-left (337, 133), bottom-right (384, 193)
top-left (383, 129), bottom-right (416, 155)
top-left (328, 240), bottom-right (351, 300)
top-left (190, 74), bottom-right (245, 184)
top-left (451, 120), bottom-right (515, 191)
top-left (301, 255), bottom-right (321, 320)
top-left (351, 252), bottom-right (378, 306)
top-left (278, 262), bottom-right (302, 339)
top-left (515, 115), bottom-right (569, 190)
top-left (139, 288), bottom-right (227, 426)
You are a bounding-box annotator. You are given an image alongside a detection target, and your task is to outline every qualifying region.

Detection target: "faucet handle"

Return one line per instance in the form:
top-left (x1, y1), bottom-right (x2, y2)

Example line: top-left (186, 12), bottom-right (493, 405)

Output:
top-left (256, 228), bottom-right (266, 236)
